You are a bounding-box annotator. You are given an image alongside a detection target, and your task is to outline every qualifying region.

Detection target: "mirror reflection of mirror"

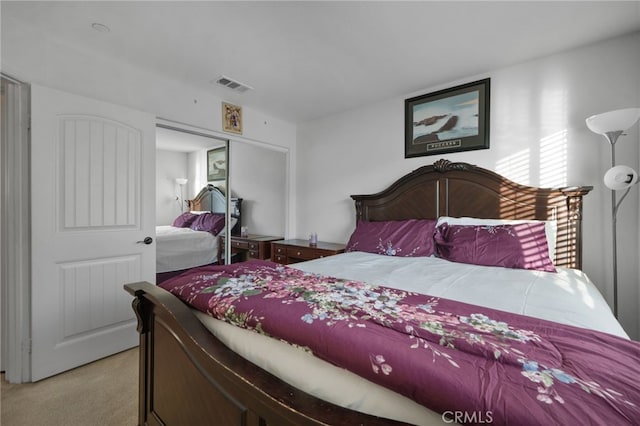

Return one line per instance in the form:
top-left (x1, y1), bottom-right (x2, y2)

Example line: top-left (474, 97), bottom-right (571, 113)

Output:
top-left (229, 141), bottom-right (286, 239)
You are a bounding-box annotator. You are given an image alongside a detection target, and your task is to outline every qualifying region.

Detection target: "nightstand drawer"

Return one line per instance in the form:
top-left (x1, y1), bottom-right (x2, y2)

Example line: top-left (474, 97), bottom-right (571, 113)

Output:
top-left (232, 240), bottom-right (249, 250)
top-left (274, 245), bottom-right (287, 256)
top-left (219, 235), bottom-right (282, 264)
top-left (286, 246), bottom-right (318, 260)
top-left (273, 254), bottom-right (287, 263)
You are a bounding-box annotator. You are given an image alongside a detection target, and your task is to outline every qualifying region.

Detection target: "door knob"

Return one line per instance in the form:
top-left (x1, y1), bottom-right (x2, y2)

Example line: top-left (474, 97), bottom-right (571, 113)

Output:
top-left (137, 237), bottom-right (153, 245)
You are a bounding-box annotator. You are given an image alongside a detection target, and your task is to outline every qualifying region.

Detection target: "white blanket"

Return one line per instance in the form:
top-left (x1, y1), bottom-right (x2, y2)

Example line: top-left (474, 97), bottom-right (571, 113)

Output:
top-left (294, 252), bottom-right (627, 338)
top-left (156, 225), bottom-right (218, 273)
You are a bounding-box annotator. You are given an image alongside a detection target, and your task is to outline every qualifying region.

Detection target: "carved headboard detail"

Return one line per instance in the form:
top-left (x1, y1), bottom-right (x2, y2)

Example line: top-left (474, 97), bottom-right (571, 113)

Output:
top-left (351, 160), bottom-right (592, 270)
top-left (186, 184), bottom-right (243, 235)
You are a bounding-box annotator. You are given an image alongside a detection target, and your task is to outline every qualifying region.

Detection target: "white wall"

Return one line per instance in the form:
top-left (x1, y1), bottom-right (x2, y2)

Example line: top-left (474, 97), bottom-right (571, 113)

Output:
top-left (1, 14), bottom-right (297, 149)
top-left (296, 32), bottom-right (640, 339)
top-left (156, 150), bottom-right (189, 225)
top-left (2, 13), bottom-right (298, 236)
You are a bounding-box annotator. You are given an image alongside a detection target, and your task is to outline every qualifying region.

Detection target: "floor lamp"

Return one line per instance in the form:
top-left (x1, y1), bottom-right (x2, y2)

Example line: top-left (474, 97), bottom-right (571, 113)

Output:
top-left (586, 107), bottom-right (640, 318)
top-left (175, 178), bottom-right (188, 212)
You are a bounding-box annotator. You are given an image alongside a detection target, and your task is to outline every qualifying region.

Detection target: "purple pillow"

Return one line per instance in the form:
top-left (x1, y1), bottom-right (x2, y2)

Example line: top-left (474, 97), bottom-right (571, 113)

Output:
top-left (172, 212), bottom-right (198, 228)
top-left (345, 219), bottom-right (436, 257)
top-left (190, 212), bottom-right (226, 235)
top-left (434, 223), bottom-right (556, 272)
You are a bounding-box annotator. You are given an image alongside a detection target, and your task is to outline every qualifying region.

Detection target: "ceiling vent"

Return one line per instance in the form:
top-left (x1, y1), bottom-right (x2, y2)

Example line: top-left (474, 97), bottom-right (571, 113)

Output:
top-left (213, 75), bottom-right (253, 93)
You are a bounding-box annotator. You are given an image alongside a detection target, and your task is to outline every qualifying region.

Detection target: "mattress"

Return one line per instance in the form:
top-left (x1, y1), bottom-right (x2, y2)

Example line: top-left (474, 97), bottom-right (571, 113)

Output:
top-left (193, 252), bottom-right (626, 425)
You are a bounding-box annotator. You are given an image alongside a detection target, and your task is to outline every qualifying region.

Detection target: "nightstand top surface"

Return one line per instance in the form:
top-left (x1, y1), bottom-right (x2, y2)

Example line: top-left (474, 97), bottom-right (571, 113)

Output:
top-left (273, 239), bottom-right (346, 251)
top-left (223, 234), bottom-right (282, 242)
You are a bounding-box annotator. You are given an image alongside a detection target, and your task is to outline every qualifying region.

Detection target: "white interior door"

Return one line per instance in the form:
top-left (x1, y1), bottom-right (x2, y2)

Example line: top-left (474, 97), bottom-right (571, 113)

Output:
top-left (30, 85), bottom-right (156, 381)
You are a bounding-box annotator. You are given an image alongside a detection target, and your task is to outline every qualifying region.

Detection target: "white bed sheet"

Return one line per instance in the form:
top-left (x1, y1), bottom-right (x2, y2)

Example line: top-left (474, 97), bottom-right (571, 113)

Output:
top-left (295, 252), bottom-right (627, 338)
top-left (193, 252), bottom-right (627, 425)
top-left (156, 225), bottom-right (218, 273)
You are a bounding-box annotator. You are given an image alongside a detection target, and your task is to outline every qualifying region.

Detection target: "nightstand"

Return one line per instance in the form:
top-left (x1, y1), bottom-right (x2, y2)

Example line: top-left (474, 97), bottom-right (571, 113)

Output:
top-left (271, 239), bottom-right (346, 265)
top-left (218, 234), bottom-right (283, 264)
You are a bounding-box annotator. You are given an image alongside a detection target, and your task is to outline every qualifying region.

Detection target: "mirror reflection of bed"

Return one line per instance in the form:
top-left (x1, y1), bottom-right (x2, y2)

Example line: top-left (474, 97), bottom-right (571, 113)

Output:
top-left (155, 125), bottom-right (287, 282)
top-left (156, 185), bottom-right (242, 283)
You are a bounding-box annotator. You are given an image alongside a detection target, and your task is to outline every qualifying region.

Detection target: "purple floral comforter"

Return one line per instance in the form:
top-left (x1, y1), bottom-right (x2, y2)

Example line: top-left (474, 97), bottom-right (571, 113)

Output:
top-left (160, 260), bottom-right (640, 425)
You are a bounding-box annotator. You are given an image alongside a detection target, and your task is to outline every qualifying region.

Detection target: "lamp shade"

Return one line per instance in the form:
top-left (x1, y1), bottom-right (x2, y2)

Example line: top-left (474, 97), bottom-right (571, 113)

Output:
top-left (175, 178), bottom-right (188, 185)
top-left (604, 165), bottom-right (638, 190)
top-left (586, 107), bottom-right (640, 135)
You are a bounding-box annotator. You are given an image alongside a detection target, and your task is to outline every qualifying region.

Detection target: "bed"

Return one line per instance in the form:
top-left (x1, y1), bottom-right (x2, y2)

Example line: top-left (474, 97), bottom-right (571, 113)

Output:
top-left (156, 184), bottom-right (242, 283)
top-left (126, 159), bottom-right (639, 425)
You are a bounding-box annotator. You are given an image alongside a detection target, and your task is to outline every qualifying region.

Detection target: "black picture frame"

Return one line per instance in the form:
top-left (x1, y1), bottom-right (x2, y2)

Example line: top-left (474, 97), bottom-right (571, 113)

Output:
top-left (405, 78), bottom-right (490, 158)
top-left (207, 147), bottom-right (226, 181)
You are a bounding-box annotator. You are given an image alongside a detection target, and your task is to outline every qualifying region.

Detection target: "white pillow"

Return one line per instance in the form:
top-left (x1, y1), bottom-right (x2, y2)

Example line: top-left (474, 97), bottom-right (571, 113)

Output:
top-left (436, 216), bottom-right (558, 261)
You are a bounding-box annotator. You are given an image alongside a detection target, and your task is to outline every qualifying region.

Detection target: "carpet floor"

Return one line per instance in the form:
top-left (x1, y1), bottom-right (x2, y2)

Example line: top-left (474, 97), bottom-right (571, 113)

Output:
top-left (1, 347), bottom-right (138, 426)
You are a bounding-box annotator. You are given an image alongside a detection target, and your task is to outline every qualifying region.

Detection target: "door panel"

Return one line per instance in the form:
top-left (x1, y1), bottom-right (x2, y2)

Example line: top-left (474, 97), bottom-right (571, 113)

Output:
top-left (61, 116), bottom-right (139, 229)
top-left (59, 255), bottom-right (140, 338)
top-left (31, 85), bottom-right (155, 381)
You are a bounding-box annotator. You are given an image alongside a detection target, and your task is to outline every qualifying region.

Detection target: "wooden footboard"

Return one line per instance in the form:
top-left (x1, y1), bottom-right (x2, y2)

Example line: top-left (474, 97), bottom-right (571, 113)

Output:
top-left (124, 282), bottom-right (409, 426)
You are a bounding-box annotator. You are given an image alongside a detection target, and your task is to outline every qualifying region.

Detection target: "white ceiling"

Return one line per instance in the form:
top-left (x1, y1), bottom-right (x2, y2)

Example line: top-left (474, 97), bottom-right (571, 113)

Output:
top-left (3, 1), bottom-right (640, 126)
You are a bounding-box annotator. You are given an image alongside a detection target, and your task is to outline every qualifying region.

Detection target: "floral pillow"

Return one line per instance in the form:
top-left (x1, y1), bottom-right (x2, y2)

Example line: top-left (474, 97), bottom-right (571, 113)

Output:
top-left (190, 212), bottom-right (226, 235)
top-left (345, 219), bottom-right (437, 257)
top-left (434, 222), bottom-right (556, 272)
top-left (172, 212), bottom-right (198, 228)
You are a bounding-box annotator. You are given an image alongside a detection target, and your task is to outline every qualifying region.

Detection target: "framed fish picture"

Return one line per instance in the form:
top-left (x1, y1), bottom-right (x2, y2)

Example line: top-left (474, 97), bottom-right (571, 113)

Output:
top-left (405, 78), bottom-right (490, 158)
top-left (207, 147), bottom-right (226, 182)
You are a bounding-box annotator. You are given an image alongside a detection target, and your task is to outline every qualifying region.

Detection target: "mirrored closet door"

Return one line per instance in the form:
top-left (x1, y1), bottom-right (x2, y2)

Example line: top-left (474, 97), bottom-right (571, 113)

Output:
top-left (228, 140), bottom-right (287, 240)
top-left (155, 123), bottom-right (288, 267)
top-left (155, 124), bottom-right (230, 265)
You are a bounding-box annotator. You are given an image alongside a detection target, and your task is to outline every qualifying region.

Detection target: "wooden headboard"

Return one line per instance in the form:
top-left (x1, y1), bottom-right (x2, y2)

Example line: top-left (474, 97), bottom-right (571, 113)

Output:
top-left (351, 159), bottom-right (592, 270)
top-left (186, 184), bottom-right (243, 235)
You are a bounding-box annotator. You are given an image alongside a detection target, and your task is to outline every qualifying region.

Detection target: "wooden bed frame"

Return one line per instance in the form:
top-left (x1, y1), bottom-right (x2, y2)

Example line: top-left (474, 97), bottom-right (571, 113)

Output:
top-left (126, 160), bottom-right (592, 425)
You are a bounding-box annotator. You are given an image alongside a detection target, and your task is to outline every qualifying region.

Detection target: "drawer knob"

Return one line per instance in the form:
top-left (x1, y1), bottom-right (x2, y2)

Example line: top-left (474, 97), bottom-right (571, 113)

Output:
top-left (297, 251), bottom-right (301, 256)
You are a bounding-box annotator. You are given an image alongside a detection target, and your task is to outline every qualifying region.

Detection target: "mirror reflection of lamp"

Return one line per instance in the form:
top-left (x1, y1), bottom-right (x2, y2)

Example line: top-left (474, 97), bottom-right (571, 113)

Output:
top-left (585, 107), bottom-right (640, 318)
top-left (175, 178), bottom-right (188, 212)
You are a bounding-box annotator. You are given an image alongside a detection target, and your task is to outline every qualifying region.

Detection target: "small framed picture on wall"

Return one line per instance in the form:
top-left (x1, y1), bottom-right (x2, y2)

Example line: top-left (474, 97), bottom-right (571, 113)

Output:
top-left (222, 102), bottom-right (242, 134)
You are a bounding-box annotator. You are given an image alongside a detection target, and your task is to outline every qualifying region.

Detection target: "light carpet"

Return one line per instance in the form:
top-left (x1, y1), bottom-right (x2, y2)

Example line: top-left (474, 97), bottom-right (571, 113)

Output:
top-left (1, 347), bottom-right (138, 426)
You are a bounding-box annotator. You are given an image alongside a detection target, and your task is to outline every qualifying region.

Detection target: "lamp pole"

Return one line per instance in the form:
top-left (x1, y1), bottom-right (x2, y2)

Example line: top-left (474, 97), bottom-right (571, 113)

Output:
top-left (605, 132), bottom-right (620, 318)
